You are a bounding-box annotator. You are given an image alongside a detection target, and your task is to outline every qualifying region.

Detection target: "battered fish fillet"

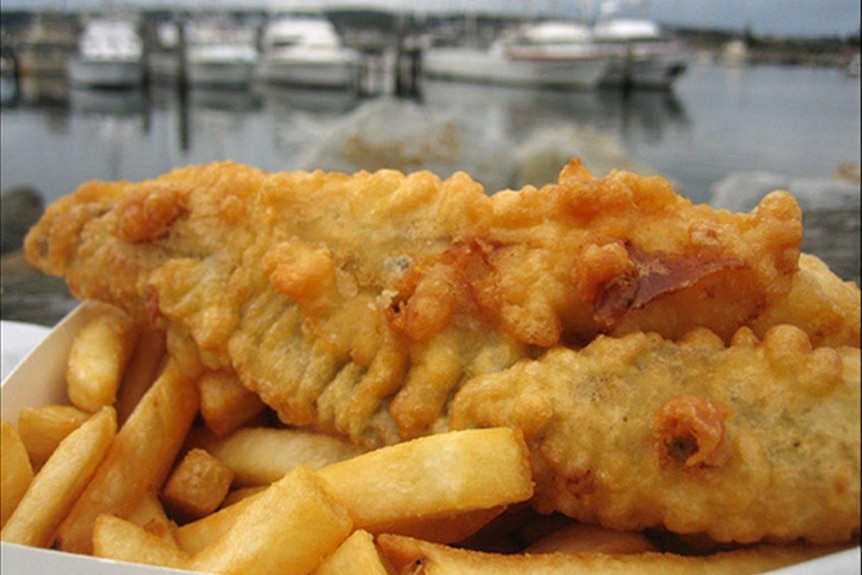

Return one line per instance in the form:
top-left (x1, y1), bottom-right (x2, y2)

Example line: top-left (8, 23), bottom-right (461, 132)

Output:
top-left (450, 325), bottom-right (861, 544)
top-left (23, 159), bottom-right (861, 543)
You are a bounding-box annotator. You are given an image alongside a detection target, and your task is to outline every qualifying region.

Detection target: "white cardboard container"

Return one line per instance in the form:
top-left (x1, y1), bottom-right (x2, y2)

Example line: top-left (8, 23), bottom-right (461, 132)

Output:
top-left (1, 303), bottom-right (859, 574)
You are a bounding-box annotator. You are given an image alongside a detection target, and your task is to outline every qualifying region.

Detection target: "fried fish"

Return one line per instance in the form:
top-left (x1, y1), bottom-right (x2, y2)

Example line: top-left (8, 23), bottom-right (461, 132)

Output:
top-left (23, 159), bottom-right (860, 543)
top-left (450, 325), bottom-right (860, 544)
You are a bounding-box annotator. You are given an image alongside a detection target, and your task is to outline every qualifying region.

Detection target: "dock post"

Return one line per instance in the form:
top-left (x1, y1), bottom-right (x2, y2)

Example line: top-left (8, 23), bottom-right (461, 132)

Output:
top-left (621, 41), bottom-right (634, 95)
top-left (176, 17), bottom-right (190, 152)
top-left (395, 40), bottom-right (422, 98)
top-left (1, 47), bottom-right (21, 104)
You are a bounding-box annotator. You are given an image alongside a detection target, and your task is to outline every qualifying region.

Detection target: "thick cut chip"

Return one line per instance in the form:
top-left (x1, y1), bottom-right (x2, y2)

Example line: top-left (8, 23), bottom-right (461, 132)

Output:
top-left (0, 420), bottom-right (34, 529)
top-left (1, 407), bottom-right (116, 547)
top-left (54, 360), bottom-right (199, 554)
top-left (198, 369), bottom-right (267, 437)
top-left (188, 426), bottom-right (365, 487)
top-left (66, 306), bottom-right (140, 413)
top-left (16, 405), bottom-right (90, 469)
top-left (126, 490), bottom-right (178, 546)
top-left (314, 529), bottom-right (393, 575)
top-left (525, 522), bottom-right (658, 555)
top-left (174, 495), bottom-right (255, 555)
top-left (93, 514), bottom-right (190, 570)
top-left (318, 427), bottom-right (533, 533)
top-left (115, 327), bottom-right (167, 424)
top-left (189, 465), bottom-right (352, 575)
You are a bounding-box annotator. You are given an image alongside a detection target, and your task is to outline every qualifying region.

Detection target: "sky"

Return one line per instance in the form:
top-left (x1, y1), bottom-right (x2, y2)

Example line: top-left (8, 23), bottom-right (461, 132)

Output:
top-left (1, 0), bottom-right (860, 38)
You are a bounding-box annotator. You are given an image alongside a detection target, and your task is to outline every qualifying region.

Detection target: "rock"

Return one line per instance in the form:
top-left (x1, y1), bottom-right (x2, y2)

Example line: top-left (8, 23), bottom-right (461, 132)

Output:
top-left (710, 170), bottom-right (860, 283)
top-left (710, 170), bottom-right (860, 213)
top-left (296, 99), bottom-right (518, 193)
top-left (515, 124), bottom-right (658, 190)
top-left (834, 162), bottom-right (861, 184)
top-left (1, 186), bottom-right (44, 254)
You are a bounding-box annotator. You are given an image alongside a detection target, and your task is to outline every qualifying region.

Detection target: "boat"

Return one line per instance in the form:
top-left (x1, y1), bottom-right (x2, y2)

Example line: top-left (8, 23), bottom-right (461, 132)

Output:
top-left (67, 16), bottom-right (145, 88)
top-left (718, 39), bottom-right (750, 67)
top-left (17, 11), bottom-right (79, 78)
top-left (592, 18), bottom-right (689, 90)
top-left (423, 21), bottom-right (610, 91)
top-left (255, 14), bottom-right (362, 90)
top-left (185, 17), bottom-right (259, 88)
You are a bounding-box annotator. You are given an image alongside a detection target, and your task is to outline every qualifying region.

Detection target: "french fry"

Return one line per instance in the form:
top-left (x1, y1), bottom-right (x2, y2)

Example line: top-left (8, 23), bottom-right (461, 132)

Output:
top-left (175, 481), bottom-right (496, 558)
top-left (127, 490), bottom-right (179, 546)
top-left (317, 427), bottom-right (533, 534)
top-left (198, 369), bottom-right (266, 437)
top-left (182, 428), bottom-right (529, 549)
top-left (175, 493), bottom-right (257, 554)
top-left (1, 407), bottom-right (116, 547)
top-left (92, 514), bottom-right (190, 570)
top-left (382, 506), bottom-right (506, 545)
top-left (314, 529), bottom-right (394, 575)
top-left (377, 534), bottom-right (847, 575)
top-left (221, 485), bottom-right (266, 507)
top-left (161, 448), bottom-right (234, 523)
top-left (54, 359), bottom-right (199, 554)
top-left (189, 465), bottom-right (353, 575)
top-left (16, 404), bottom-right (90, 468)
top-left (525, 522), bottom-right (658, 555)
top-left (189, 426), bottom-right (364, 486)
top-left (0, 419), bottom-right (33, 529)
top-left (66, 306), bottom-right (140, 413)
top-left (115, 327), bottom-right (167, 425)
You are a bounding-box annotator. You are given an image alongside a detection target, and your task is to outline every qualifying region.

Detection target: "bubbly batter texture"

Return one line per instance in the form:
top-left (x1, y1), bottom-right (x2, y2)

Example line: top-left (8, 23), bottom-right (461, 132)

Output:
top-left (24, 159), bottom-right (860, 543)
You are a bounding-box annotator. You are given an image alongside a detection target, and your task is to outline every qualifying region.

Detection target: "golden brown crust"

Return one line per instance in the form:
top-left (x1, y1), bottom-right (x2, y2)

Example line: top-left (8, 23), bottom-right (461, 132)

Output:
top-left (23, 159), bottom-right (861, 543)
top-left (25, 160), bottom-right (815, 440)
top-left (450, 327), bottom-right (861, 544)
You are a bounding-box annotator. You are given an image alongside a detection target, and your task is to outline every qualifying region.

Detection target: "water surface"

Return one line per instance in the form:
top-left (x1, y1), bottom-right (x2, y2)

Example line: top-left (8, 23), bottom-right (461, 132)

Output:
top-left (2, 61), bottom-right (859, 205)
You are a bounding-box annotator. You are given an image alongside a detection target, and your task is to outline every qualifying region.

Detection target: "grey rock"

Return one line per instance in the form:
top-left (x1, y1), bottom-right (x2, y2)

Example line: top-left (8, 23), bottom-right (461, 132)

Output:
top-left (710, 171), bottom-right (860, 213)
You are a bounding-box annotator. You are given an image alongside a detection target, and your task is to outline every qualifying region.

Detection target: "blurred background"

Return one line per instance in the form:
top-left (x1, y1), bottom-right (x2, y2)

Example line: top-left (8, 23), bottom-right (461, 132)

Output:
top-left (1, 0), bottom-right (859, 326)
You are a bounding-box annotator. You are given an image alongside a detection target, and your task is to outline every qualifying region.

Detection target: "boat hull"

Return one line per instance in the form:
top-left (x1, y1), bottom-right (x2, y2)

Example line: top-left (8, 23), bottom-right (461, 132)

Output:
top-left (423, 47), bottom-right (608, 90)
top-left (187, 61), bottom-right (255, 88)
top-left (256, 58), bottom-right (361, 90)
top-left (67, 59), bottom-right (144, 89)
top-left (600, 51), bottom-right (689, 90)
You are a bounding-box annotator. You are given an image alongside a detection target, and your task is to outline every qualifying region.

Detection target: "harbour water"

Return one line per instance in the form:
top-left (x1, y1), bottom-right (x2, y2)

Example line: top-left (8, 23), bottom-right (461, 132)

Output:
top-left (1, 61), bottom-right (860, 324)
top-left (2, 61), bottom-right (859, 204)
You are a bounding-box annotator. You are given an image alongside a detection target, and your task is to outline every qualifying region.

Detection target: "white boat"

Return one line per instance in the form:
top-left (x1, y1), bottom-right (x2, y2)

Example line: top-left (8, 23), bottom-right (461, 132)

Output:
top-left (255, 15), bottom-right (362, 90)
top-left (185, 18), bottom-right (258, 88)
top-left (67, 17), bottom-right (144, 88)
top-left (718, 38), bottom-right (750, 67)
top-left (423, 21), bottom-right (610, 91)
top-left (592, 18), bottom-right (689, 89)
